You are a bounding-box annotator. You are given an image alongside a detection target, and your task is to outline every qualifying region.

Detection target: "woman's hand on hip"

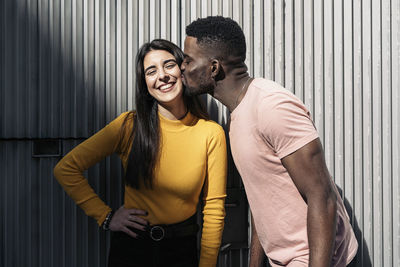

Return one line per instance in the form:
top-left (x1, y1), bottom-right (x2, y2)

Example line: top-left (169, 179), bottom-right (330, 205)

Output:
top-left (109, 206), bottom-right (149, 238)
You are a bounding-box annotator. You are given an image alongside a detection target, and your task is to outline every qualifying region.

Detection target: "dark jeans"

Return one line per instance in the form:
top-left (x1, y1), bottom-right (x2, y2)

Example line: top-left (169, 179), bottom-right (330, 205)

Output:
top-left (107, 230), bottom-right (198, 267)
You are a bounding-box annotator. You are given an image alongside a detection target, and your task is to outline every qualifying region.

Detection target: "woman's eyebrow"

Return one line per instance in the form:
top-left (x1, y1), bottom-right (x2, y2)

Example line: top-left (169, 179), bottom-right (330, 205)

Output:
top-left (163, 59), bottom-right (177, 64)
top-left (144, 59), bottom-right (177, 73)
top-left (144, 65), bottom-right (156, 73)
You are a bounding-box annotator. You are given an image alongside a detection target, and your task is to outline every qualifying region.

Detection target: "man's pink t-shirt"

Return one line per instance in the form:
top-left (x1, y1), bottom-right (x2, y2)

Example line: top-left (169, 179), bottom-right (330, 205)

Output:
top-left (229, 78), bottom-right (358, 266)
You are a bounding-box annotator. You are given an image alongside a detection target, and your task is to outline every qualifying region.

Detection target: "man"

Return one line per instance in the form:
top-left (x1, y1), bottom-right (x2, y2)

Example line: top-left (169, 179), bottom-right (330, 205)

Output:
top-left (181, 16), bottom-right (358, 267)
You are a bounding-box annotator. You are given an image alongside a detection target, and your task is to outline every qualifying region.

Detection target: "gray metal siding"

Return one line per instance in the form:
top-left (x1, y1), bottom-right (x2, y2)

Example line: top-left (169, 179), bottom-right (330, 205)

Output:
top-left (1, 0), bottom-right (399, 267)
top-left (1, 0), bottom-right (102, 139)
top-left (0, 140), bottom-right (121, 267)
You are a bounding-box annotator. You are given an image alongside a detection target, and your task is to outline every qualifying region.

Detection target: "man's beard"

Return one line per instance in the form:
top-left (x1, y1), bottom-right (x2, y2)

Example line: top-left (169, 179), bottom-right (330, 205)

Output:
top-left (184, 73), bottom-right (215, 96)
top-left (185, 83), bottom-right (214, 96)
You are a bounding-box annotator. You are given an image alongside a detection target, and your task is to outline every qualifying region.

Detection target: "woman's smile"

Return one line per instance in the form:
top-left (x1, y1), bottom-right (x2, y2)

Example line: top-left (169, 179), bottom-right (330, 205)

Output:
top-left (158, 81), bottom-right (176, 93)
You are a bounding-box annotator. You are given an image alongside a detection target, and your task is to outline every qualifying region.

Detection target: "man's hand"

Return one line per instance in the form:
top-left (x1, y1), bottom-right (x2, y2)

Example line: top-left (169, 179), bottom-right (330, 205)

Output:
top-left (281, 138), bottom-right (337, 267)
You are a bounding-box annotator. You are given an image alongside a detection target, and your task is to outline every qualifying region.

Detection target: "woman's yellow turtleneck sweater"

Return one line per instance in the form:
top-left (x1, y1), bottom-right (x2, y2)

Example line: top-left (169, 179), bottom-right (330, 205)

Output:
top-left (54, 111), bottom-right (227, 266)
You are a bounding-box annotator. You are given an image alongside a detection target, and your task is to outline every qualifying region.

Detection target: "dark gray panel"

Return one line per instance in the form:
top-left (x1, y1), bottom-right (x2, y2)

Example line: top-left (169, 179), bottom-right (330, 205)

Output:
top-left (0, 139), bottom-right (126, 267)
top-left (222, 188), bottom-right (248, 248)
top-left (1, 0), bottom-right (103, 139)
top-left (218, 248), bottom-right (249, 267)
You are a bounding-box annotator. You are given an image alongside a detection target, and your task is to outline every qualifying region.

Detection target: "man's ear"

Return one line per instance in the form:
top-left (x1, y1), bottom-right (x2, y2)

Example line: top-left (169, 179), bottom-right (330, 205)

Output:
top-left (210, 59), bottom-right (221, 78)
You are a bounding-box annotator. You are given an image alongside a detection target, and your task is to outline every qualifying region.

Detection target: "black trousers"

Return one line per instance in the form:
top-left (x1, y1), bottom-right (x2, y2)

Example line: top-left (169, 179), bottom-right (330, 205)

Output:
top-left (107, 230), bottom-right (198, 267)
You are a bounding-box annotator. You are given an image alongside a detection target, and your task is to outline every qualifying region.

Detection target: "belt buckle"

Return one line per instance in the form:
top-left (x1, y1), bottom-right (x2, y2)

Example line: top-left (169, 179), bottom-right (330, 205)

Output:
top-left (150, 225), bottom-right (165, 241)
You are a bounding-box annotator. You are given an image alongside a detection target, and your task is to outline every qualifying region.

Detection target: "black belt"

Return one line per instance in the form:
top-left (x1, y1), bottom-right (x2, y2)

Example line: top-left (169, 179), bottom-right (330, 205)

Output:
top-left (147, 214), bottom-right (199, 241)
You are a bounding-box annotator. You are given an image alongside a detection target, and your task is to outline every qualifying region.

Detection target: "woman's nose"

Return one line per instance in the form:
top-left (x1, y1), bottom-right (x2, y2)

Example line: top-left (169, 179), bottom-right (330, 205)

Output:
top-left (158, 69), bottom-right (169, 82)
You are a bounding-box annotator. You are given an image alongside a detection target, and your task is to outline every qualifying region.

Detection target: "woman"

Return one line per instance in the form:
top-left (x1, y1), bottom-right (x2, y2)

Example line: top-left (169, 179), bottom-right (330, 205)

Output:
top-left (54, 39), bottom-right (227, 267)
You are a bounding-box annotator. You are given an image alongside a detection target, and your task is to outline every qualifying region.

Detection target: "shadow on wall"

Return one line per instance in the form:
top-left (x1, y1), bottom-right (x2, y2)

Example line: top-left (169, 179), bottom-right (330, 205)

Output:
top-left (336, 186), bottom-right (373, 267)
top-left (3, 1), bottom-right (249, 267)
top-left (1, 1), bottom-right (120, 267)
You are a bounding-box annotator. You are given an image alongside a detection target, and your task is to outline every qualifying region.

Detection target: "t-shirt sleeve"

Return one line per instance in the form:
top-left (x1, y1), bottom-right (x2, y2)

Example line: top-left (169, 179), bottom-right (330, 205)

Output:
top-left (199, 127), bottom-right (227, 267)
top-left (53, 112), bottom-right (130, 226)
top-left (260, 95), bottom-right (319, 159)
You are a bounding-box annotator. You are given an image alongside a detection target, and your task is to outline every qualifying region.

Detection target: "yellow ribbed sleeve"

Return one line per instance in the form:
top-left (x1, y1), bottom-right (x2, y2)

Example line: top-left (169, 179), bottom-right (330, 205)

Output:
top-left (53, 113), bottom-right (127, 225)
top-left (53, 111), bottom-right (227, 266)
top-left (199, 130), bottom-right (227, 267)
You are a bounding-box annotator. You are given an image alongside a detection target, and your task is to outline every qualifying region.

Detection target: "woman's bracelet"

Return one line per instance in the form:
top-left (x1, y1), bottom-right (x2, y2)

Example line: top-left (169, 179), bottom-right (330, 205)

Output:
top-left (102, 210), bottom-right (114, 231)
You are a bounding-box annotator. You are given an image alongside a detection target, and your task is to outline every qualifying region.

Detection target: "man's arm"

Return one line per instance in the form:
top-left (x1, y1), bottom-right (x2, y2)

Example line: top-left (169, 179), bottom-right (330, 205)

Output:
top-left (281, 138), bottom-right (337, 267)
top-left (249, 214), bottom-right (267, 267)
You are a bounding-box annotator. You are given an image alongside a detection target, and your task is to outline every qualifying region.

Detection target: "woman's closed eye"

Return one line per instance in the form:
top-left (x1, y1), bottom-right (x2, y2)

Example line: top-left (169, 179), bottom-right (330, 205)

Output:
top-left (165, 62), bottom-right (177, 69)
top-left (146, 69), bottom-right (156, 76)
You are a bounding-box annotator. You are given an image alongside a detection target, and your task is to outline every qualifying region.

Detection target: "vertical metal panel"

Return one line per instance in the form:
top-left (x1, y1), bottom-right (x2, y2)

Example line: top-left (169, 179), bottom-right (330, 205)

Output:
top-left (343, 0), bottom-right (354, 215)
top-left (1, 0), bottom-right (399, 267)
top-left (392, 1), bottom-right (400, 266)
top-left (0, 140), bottom-right (120, 267)
top-left (333, 0), bottom-right (345, 189)
top-left (253, 0), bottom-right (263, 78)
top-left (303, 0), bottom-right (314, 115)
top-left (313, 0), bottom-right (324, 144)
top-left (294, 0), bottom-right (304, 101)
top-left (372, 0), bottom-right (383, 265)
top-left (323, 0), bottom-right (334, 175)
top-left (353, 0), bottom-right (365, 265)
top-left (171, 0), bottom-right (180, 45)
top-left (284, 0), bottom-right (294, 93)
top-left (362, 0), bottom-right (374, 265)
top-left (382, 0), bottom-right (393, 266)
top-left (381, 1), bottom-right (399, 266)
top-left (274, 0), bottom-right (284, 86)
top-left (264, 0), bottom-right (274, 80)
top-left (0, 0), bottom-right (107, 139)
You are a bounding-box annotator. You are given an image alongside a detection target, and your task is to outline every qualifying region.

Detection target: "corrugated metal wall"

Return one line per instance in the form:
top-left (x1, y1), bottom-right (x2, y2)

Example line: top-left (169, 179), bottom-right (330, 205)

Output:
top-left (1, 0), bottom-right (399, 267)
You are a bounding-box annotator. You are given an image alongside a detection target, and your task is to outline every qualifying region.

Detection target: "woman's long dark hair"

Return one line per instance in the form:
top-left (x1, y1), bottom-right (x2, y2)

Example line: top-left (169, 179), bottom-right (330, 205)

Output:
top-left (124, 39), bottom-right (208, 189)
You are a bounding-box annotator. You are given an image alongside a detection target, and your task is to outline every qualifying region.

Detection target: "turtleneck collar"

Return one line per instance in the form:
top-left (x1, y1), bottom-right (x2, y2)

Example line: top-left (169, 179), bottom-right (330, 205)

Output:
top-left (158, 111), bottom-right (198, 132)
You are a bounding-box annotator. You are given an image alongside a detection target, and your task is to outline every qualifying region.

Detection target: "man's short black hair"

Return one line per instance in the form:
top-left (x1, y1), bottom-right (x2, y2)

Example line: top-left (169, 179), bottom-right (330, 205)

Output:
top-left (186, 16), bottom-right (246, 61)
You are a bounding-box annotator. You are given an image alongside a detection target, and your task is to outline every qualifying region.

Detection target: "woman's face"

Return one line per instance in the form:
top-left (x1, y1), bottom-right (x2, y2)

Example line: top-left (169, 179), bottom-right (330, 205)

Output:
top-left (143, 50), bottom-right (183, 105)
